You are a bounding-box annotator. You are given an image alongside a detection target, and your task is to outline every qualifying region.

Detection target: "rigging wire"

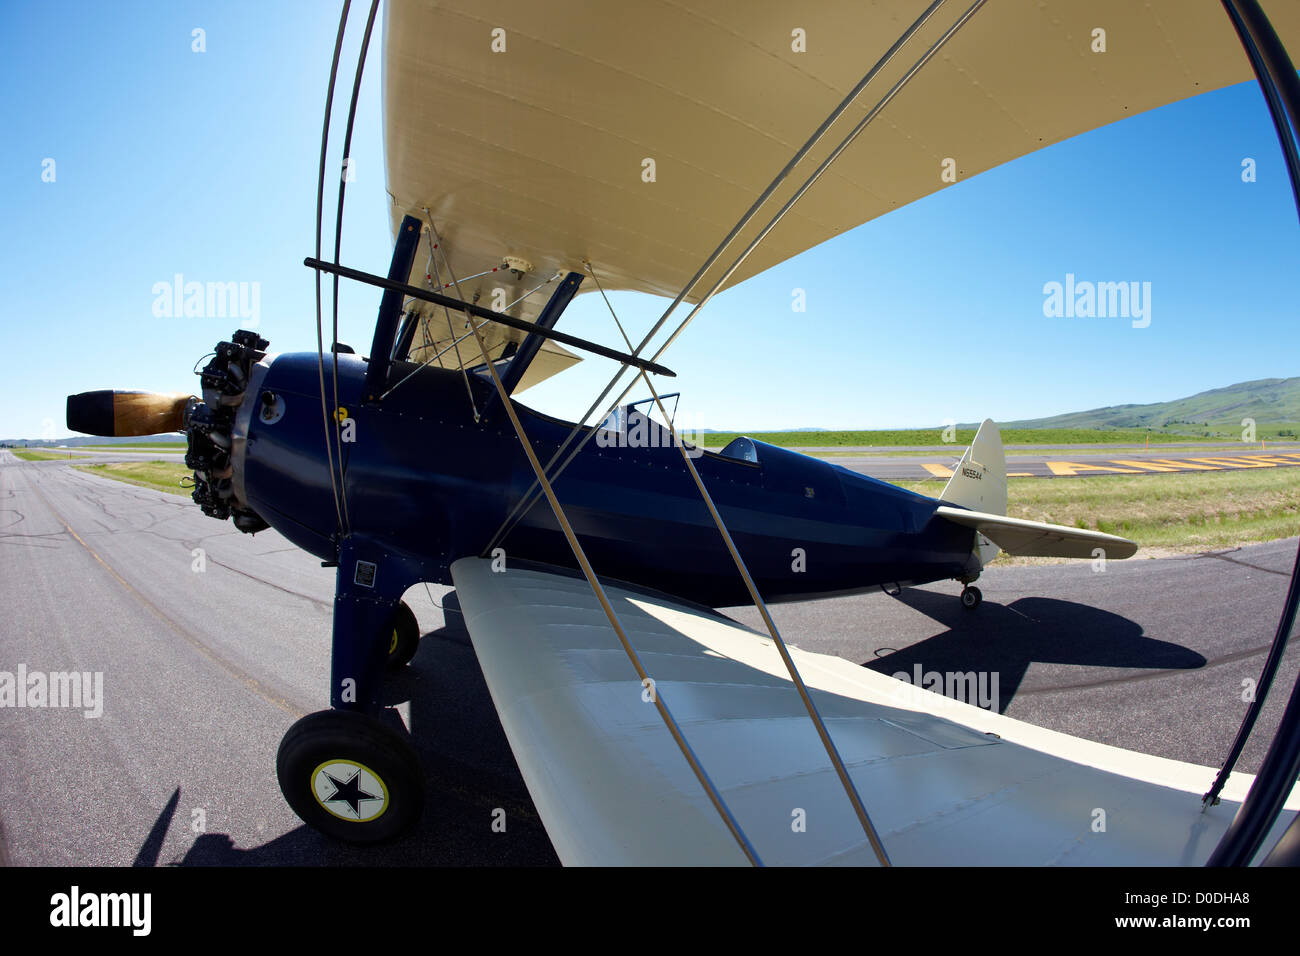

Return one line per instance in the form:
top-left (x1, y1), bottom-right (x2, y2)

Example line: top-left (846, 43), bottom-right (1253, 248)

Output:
top-left (462, 295), bottom-right (764, 866)
top-left (327, 0), bottom-right (381, 536)
top-left (428, 264), bottom-right (507, 289)
top-left (585, 262), bottom-right (892, 864)
top-left (426, 221), bottom-right (483, 421)
top-left (384, 266), bottom-right (565, 403)
top-left (391, 243), bottom-right (454, 383)
top-left (311, 0), bottom-right (353, 536)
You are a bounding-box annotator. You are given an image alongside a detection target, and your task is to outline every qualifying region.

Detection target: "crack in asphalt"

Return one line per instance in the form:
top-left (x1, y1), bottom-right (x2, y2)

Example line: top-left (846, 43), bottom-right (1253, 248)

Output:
top-left (1196, 548), bottom-right (1295, 578)
top-left (207, 556), bottom-right (333, 610)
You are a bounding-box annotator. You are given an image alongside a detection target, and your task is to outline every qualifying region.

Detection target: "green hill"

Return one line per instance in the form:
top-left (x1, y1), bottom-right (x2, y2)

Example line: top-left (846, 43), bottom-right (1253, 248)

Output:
top-left (994, 377), bottom-right (1300, 436)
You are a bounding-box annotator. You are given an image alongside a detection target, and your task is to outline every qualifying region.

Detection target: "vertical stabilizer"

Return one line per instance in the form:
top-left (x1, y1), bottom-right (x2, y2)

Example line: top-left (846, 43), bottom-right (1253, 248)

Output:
top-left (940, 419), bottom-right (1006, 569)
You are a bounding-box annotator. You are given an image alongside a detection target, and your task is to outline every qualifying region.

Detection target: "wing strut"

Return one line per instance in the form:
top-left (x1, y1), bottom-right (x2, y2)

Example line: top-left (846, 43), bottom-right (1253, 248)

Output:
top-left (459, 290), bottom-right (765, 867)
top-left (303, 257), bottom-right (674, 378)
top-left (488, 271), bottom-right (584, 406)
top-left (362, 215), bottom-right (424, 403)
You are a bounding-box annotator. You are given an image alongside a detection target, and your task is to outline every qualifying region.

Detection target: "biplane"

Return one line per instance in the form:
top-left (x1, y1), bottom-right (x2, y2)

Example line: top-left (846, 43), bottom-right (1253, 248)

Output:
top-left (67, 0), bottom-right (1300, 864)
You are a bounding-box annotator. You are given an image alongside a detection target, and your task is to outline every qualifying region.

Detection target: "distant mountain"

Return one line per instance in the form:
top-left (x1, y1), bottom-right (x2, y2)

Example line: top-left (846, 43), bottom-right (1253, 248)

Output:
top-left (993, 377), bottom-right (1300, 430)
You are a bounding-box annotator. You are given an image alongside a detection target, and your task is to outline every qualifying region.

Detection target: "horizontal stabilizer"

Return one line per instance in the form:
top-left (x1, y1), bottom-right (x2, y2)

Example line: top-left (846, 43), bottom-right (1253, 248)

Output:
top-left (935, 505), bottom-right (1138, 559)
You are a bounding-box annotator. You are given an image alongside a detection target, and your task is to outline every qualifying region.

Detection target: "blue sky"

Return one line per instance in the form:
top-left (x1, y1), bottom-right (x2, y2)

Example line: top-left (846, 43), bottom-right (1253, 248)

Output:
top-left (2, 0), bottom-right (1297, 439)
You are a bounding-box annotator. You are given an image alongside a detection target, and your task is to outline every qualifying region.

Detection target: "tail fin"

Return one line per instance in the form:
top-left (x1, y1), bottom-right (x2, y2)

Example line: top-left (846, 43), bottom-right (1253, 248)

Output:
top-left (940, 419), bottom-right (1007, 514)
top-left (940, 420), bottom-right (1006, 569)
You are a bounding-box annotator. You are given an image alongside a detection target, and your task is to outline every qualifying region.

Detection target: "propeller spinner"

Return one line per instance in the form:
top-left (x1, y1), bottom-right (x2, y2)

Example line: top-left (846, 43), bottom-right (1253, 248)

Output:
top-left (65, 390), bottom-right (195, 438)
top-left (65, 329), bottom-right (271, 535)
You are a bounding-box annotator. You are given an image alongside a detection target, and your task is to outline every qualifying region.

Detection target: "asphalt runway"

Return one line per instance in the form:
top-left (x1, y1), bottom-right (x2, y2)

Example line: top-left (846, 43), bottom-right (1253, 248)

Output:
top-left (2, 449), bottom-right (1298, 866)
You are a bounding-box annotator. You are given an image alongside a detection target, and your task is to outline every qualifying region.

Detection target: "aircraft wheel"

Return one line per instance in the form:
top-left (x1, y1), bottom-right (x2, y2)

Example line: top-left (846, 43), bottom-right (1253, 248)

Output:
top-left (387, 601), bottom-right (420, 668)
top-left (276, 710), bottom-right (424, 844)
top-left (961, 585), bottom-right (982, 610)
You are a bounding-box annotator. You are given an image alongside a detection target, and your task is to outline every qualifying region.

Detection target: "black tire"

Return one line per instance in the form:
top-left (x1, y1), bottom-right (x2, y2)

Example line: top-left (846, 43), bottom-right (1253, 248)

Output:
top-left (276, 709), bottom-right (424, 844)
top-left (961, 585), bottom-right (982, 610)
top-left (387, 601), bottom-right (420, 668)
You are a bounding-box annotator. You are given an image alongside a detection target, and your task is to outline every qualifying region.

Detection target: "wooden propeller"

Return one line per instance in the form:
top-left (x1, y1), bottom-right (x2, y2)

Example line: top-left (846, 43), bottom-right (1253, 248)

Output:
top-left (66, 390), bottom-right (194, 437)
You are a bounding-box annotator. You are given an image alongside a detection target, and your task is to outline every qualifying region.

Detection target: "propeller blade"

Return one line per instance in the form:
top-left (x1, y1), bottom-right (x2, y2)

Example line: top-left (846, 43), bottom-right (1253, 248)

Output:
top-left (66, 390), bottom-right (194, 437)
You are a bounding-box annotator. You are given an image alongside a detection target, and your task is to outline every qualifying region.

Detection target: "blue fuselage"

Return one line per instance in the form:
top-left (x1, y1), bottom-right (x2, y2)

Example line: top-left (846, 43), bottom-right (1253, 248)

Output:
top-left (239, 352), bottom-right (975, 608)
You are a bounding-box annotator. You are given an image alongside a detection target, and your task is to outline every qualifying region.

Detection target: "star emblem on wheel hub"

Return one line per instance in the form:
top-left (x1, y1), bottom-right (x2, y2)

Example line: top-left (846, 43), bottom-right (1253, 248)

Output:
top-left (312, 760), bottom-right (388, 821)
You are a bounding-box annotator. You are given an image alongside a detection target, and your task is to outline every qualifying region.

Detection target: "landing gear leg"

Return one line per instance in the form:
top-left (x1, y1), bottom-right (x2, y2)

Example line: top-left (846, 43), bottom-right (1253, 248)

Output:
top-left (276, 536), bottom-right (428, 843)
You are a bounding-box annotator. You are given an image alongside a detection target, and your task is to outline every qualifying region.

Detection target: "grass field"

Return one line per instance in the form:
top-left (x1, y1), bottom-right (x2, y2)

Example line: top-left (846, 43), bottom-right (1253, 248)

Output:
top-left (73, 461), bottom-right (192, 496)
top-left (11, 449), bottom-right (78, 461)
top-left (697, 427), bottom-right (1247, 448)
top-left (891, 468), bottom-right (1300, 559)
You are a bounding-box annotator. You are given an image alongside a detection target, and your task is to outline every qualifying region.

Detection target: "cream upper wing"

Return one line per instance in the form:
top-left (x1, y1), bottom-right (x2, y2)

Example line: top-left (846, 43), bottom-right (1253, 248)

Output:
top-left (383, 0), bottom-right (1299, 348)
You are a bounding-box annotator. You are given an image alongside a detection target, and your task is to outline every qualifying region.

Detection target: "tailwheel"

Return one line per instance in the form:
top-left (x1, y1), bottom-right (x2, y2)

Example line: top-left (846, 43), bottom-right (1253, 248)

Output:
top-left (386, 600), bottom-right (420, 668)
top-left (960, 585), bottom-right (982, 610)
top-left (276, 709), bottom-right (424, 844)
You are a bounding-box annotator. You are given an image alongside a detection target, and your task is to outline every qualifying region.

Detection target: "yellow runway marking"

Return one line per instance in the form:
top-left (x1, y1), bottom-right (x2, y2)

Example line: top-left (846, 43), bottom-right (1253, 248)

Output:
top-left (1184, 456), bottom-right (1276, 468)
top-left (1109, 459), bottom-right (1183, 472)
top-left (919, 453), bottom-right (1300, 479)
top-left (1142, 458), bottom-right (1219, 470)
top-left (1046, 461), bottom-right (1143, 476)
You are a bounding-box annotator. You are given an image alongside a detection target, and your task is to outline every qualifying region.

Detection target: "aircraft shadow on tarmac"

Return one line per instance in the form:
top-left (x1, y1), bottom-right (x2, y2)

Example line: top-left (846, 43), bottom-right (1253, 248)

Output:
top-left (137, 593), bottom-right (562, 866)
top-left (862, 589), bottom-right (1207, 714)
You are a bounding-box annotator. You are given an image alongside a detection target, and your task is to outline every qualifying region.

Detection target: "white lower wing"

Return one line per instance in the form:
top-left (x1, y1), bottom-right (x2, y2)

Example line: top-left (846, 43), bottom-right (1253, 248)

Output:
top-left (935, 505), bottom-right (1139, 559)
top-left (451, 557), bottom-right (1292, 865)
